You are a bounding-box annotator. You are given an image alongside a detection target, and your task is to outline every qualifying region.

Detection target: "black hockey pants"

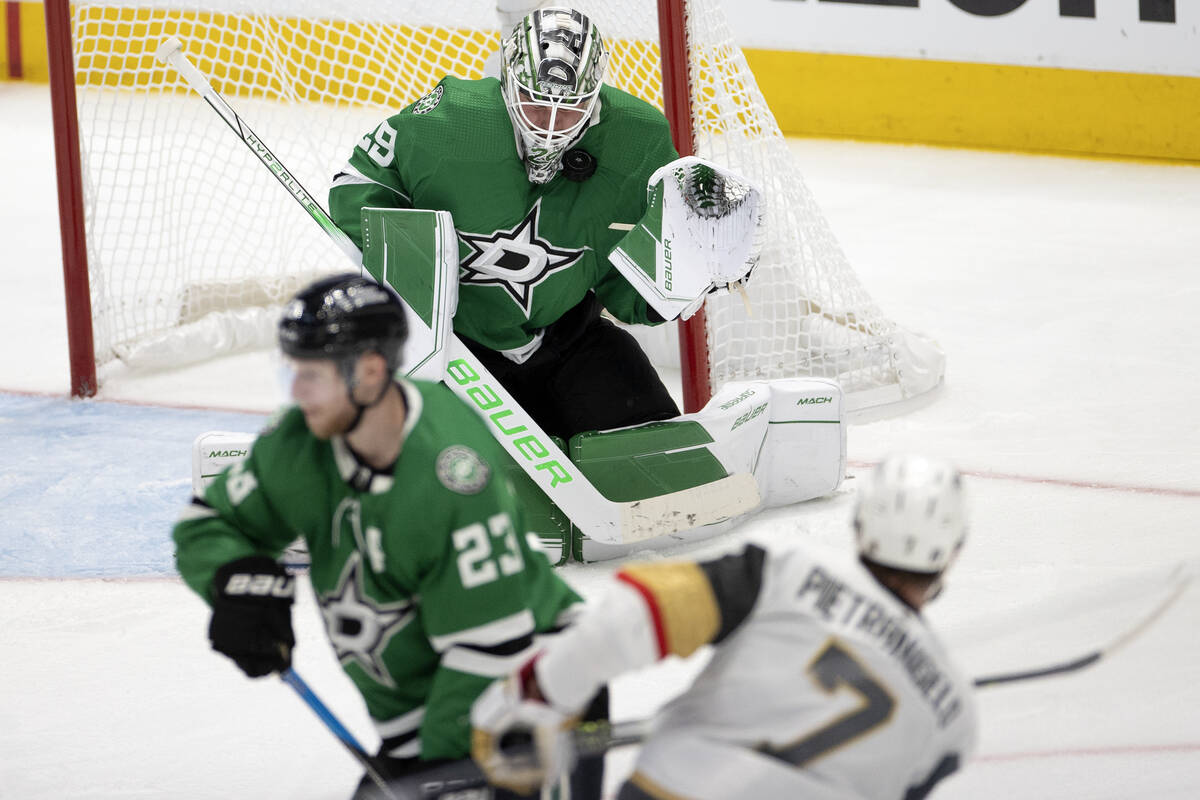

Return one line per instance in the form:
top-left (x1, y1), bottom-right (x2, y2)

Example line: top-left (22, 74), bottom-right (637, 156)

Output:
top-left (460, 292), bottom-right (680, 442)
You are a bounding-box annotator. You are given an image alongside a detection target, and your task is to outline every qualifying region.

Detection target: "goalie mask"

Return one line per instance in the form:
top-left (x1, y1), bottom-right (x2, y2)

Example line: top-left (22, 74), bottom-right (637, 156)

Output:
top-left (854, 455), bottom-right (967, 576)
top-left (501, 7), bottom-right (608, 184)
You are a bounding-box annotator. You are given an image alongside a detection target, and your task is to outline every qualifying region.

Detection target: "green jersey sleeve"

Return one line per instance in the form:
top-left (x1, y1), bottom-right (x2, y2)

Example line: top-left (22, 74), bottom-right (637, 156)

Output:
top-left (329, 111), bottom-right (416, 251)
top-left (172, 411), bottom-right (311, 600)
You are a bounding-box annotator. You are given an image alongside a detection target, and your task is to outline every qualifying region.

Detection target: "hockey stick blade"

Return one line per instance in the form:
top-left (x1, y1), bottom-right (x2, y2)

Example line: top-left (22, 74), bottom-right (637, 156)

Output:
top-left (619, 472), bottom-right (760, 544)
top-left (972, 566), bottom-right (1192, 688)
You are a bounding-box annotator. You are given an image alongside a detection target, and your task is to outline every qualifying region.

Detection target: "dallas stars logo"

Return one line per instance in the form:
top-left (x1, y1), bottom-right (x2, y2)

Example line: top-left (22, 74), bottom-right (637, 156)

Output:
top-left (412, 84), bottom-right (443, 115)
top-left (318, 552), bottom-right (415, 688)
top-left (458, 200), bottom-right (588, 316)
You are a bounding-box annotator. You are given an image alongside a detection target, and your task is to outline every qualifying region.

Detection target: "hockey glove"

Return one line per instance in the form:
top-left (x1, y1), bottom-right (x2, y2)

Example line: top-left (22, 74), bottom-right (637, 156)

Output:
top-left (608, 155), bottom-right (762, 322)
top-left (208, 556), bottom-right (295, 678)
top-left (471, 658), bottom-right (574, 795)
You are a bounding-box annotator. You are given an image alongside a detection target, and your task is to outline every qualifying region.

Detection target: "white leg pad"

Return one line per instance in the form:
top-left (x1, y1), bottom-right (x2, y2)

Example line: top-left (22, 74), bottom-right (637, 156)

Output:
top-left (191, 431), bottom-right (255, 495)
top-left (686, 377), bottom-right (845, 508)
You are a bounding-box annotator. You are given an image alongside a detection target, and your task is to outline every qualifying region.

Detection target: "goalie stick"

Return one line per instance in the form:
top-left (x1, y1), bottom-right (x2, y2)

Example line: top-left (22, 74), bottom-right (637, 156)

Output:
top-left (155, 38), bottom-right (760, 546)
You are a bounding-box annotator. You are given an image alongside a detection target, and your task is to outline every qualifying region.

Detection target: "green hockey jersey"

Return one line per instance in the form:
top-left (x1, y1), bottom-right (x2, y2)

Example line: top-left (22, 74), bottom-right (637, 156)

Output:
top-left (173, 380), bottom-right (581, 760)
top-left (329, 76), bottom-right (680, 354)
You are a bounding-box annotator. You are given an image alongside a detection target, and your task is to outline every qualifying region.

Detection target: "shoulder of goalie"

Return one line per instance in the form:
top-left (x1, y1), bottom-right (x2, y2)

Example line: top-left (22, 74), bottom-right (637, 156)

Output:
top-left (607, 155), bottom-right (764, 321)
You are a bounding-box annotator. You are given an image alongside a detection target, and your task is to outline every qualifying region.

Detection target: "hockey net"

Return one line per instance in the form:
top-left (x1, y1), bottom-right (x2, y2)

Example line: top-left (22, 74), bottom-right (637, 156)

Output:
top-left (57, 0), bottom-right (943, 413)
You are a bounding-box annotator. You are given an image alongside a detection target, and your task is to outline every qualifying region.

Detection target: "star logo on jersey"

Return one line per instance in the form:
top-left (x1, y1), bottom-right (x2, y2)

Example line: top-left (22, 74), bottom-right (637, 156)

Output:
top-left (458, 200), bottom-right (588, 316)
top-left (318, 552), bottom-right (415, 689)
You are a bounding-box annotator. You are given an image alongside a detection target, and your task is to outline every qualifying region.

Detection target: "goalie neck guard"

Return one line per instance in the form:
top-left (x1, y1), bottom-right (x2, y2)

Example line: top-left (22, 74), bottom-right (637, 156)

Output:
top-left (501, 7), bottom-right (608, 184)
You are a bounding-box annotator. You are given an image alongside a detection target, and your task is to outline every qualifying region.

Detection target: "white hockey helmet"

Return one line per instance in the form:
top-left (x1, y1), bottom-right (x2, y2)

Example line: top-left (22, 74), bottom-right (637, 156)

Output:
top-left (854, 455), bottom-right (967, 575)
top-left (500, 6), bottom-right (608, 183)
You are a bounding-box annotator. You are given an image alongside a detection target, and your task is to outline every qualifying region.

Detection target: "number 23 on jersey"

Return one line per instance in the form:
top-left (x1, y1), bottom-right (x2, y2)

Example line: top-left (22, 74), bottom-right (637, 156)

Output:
top-left (453, 512), bottom-right (525, 588)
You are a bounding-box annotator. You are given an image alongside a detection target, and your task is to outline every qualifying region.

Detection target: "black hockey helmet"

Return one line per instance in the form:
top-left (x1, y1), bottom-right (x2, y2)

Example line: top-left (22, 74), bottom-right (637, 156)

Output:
top-left (278, 273), bottom-right (408, 377)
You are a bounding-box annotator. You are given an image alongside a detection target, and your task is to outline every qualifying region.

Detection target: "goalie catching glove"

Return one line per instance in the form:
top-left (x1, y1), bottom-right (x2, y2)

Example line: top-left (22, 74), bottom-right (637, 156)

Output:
top-left (470, 657), bottom-right (577, 795)
top-left (608, 155), bottom-right (763, 321)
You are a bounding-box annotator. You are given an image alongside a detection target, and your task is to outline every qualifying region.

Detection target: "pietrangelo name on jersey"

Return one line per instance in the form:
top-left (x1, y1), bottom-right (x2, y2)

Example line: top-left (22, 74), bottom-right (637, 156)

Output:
top-left (797, 565), bottom-right (966, 729)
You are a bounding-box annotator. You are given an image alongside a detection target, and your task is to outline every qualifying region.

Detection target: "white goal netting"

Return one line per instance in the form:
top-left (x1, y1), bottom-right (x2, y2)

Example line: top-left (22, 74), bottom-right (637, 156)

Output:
top-left (67, 0), bottom-right (943, 410)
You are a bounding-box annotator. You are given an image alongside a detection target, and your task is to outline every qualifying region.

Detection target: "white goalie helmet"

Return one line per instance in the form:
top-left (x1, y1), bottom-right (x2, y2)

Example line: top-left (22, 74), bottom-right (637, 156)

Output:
top-left (854, 455), bottom-right (967, 575)
top-left (500, 6), bottom-right (608, 183)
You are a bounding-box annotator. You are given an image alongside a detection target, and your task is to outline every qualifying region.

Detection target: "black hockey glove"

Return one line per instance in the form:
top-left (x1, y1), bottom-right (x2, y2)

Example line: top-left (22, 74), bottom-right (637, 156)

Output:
top-left (208, 556), bottom-right (295, 678)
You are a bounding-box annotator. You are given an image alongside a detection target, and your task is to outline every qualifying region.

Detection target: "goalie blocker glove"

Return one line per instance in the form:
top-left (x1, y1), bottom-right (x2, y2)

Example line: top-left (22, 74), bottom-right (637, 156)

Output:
top-left (208, 556), bottom-right (296, 677)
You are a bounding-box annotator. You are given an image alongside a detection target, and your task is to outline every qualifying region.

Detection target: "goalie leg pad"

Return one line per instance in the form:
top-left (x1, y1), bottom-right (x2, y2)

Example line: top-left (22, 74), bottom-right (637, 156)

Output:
top-left (674, 377), bottom-right (844, 507)
top-left (753, 377), bottom-right (846, 506)
top-left (568, 378), bottom-right (844, 562)
top-left (192, 431), bottom-right (256, 495)
top-left (568, 376), bottom-right (843, 510)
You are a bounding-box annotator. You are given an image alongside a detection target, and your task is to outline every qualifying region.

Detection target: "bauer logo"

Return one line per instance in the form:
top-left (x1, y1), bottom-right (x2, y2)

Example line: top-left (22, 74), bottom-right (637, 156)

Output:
top-left (446, 358), bottom-right (573, 489)
top-left (224, 573), bottom-right (294, 598)
top-left (663, 238), bottom-right (673, 290)
top-left (732, 402), bottom-right (768, 432)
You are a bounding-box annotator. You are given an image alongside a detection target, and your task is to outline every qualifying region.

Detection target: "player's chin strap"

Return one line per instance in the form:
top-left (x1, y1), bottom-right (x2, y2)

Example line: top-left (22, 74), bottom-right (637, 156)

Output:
top-left (341, 368), bottom-right (398, 436)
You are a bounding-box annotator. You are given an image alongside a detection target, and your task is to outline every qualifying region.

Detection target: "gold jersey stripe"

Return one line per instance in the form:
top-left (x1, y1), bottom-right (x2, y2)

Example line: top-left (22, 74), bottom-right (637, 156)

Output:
top-left (628, 769), bottom-right (694, 800)
top-left (618, 562), bottom-right (720, 659)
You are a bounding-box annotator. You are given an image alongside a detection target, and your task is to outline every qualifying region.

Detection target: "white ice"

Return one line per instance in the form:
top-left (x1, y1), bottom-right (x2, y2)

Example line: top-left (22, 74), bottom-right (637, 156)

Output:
top-left (2, 81), bottom-right (1199, 798)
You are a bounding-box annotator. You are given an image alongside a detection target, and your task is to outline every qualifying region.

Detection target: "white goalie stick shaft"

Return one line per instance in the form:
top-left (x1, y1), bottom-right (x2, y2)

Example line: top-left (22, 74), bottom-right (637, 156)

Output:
top-left (155, 39), bottom-right (759, 545)
top-left (155, 38), bottom-right (361, 265)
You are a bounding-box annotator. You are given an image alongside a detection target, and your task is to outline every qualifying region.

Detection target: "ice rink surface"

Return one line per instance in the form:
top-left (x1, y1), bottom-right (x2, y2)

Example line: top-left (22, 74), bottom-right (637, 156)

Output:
top-left (2, 81), bottom-right (1199, 798)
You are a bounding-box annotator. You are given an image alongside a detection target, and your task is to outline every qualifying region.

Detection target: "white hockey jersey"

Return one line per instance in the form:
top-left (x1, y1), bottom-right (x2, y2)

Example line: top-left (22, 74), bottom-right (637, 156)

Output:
top-left (536, 543), bottom-right (978, 800)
